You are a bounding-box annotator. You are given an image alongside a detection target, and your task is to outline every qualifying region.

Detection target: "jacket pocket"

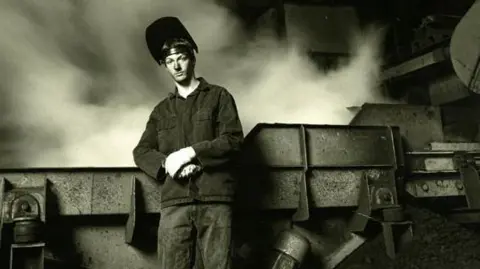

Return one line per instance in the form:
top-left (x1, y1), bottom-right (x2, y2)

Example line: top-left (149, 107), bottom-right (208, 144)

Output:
top-left (195, 109), bottom-right (212, 121)
top-left (194, 109), bottom-right (214, 140)
top-left (157, 116), bottom-right (177, 151)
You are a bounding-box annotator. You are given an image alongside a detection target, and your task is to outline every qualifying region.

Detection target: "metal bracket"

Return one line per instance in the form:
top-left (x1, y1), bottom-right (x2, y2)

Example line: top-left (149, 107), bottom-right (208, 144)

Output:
top-left (381, 220), bottom-right (413, 259)
top-left (10, 243), bottom-right (45, 269)
top-left (348, 172), bottom-right (372, 233)
top-left (1, 178), bottom-right (48, 269)
top-left (292, 125), bottom-right (310, 222)
top-left (453, 151), bottom-right (480, 209)
top-left (349, 169), bottom-right (399, 232)
top-left (381, 207), bottom-right (413, 259)
top-left (125, 177), bottom-right (137, 244)
top-left (348, 170), bottom-right (412, 259)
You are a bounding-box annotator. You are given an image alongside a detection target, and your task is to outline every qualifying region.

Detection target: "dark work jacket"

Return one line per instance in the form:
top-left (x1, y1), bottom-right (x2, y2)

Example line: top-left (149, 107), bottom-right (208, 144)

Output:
top-left (133, 78), bottom-right (244, 209)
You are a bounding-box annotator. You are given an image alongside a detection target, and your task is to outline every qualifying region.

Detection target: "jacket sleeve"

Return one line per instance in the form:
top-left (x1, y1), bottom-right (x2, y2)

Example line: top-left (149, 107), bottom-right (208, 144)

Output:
top-left (132, 108), bottom-right (167, 180)
top-left (191, 90), bottom-right (244, 168)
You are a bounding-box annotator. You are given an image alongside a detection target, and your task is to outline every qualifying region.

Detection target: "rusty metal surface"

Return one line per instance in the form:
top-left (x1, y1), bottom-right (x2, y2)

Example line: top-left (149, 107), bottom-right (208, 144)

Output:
top-left (0, 168), bottom-right (161, 216)
top-left (0, 168), bottom-right (398, 212)
top-left (241, 126), bottom-right (303, 167)
top-left (50, 172), bottom-right (93, 215)
top-left (309, 170), bottom-right (361, 208)
top-left (0, 128), bottom-right (475, 216)
top-left (0, 172), bottom-right (467, 214)
top-left (239, 169), bottom-right (401, 210)
top-left (306, 127), bottom-right (398, 167)
top-left (91, 172), bottom-right (131, 214)
top-left (272, 230), bottom-right (310, 262)
top-left (405, 177), bottom-right (465, 197)
top-left (350, 104), bottom-right (444, 151)
top-left (0, 170), bottom-right (469, 215)
top-left (242, 124), bottom-right (400, 167)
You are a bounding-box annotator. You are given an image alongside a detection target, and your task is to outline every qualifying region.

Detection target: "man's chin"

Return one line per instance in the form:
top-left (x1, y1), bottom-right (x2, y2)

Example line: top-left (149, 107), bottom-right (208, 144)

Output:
top-left (173, 75), bottom-right (188, 83)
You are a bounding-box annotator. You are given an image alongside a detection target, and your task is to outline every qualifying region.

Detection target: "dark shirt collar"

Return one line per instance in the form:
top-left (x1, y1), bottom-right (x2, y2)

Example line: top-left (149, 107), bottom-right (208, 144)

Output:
top-left (168, 77), bottom-right (209, 99)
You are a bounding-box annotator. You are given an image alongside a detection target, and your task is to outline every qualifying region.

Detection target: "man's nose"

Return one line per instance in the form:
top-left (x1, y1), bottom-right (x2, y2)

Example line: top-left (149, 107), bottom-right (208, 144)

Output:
top-left (173, 61), bottom-right (180, 69)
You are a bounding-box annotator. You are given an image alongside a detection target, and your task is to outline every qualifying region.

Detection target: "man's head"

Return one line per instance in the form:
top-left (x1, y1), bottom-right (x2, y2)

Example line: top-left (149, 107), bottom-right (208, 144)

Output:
top-left (160, 38), bottom-right (196, 84)
top-left (145, 17), bottom-right (199, 84)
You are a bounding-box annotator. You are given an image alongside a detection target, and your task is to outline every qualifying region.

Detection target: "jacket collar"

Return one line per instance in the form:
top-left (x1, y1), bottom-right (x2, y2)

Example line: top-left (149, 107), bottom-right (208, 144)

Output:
top-left (168, 77), bottom-right (209, 99)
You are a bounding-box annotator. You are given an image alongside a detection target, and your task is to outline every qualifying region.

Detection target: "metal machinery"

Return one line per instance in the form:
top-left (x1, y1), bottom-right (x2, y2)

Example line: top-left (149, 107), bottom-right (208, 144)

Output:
top-left (0, 2), bottom-right (479, 269)
top-left (1, 107), bottom-right (480, 268)
top-left (382, 0), bottom-right (480, 104)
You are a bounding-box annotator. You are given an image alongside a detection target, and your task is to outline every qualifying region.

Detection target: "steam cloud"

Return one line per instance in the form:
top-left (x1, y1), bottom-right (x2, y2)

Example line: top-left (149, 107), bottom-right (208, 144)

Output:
top-left (0, 0), bottom-right (393, 168)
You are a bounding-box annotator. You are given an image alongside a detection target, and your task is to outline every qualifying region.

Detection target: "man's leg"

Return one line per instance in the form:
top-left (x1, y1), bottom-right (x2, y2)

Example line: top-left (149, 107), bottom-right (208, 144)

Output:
top-left (158, 204), bottom-right (195, 269)
top-left (196, 203), bottom-right (233, 269)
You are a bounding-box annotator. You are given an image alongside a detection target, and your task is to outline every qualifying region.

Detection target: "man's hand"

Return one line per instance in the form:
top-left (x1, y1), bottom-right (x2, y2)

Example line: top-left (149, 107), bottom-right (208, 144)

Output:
top-left (177, 164), bottom-right (202, 179)
top-left (164, 147), bottom-right (197, 177)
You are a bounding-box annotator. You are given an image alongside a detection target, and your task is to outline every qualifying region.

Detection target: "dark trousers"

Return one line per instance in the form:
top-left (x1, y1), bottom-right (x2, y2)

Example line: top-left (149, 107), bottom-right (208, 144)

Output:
top-left (157, 202), bottom-right (233, 269)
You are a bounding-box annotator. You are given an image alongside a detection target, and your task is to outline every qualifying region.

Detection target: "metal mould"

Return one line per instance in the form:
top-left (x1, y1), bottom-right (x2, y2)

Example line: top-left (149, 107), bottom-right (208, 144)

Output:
top-left (240, 124), bottom-right (402, 168)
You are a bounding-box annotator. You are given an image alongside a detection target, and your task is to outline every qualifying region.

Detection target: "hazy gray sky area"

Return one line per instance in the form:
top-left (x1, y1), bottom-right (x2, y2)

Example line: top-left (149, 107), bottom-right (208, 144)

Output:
top-left (0, 0), bottom-right (395, 167)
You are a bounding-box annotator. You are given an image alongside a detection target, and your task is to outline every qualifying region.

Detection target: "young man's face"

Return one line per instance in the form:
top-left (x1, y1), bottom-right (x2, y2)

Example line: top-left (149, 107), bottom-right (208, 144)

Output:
top-left (163, 52), bottom-right (194, 84)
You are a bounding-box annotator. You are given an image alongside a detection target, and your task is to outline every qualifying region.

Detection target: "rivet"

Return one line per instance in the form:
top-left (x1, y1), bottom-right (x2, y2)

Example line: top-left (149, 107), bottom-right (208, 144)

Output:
top-left (421, 183), bottom-right (429, 192)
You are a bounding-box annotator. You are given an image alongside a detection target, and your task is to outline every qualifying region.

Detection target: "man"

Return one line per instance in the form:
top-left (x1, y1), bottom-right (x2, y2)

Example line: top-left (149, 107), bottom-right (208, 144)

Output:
top-left (133, 16), bottom-right (244, 269)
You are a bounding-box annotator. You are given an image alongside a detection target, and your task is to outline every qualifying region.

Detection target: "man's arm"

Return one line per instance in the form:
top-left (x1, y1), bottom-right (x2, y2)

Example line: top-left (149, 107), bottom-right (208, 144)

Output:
top-left (191, 90), bottom-right (244, 168)
top-left (133, 108), bottom-right (167, 180)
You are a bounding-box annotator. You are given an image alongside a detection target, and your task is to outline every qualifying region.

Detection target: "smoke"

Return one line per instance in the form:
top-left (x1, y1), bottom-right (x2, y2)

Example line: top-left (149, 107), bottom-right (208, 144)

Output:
top-left (0, 0), bottom-right (392, 168)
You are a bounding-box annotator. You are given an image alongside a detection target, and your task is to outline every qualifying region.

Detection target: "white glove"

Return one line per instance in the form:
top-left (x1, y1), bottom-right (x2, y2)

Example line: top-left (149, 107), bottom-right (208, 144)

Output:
top-left (164, 147), bottom-right (196, 178)
top-left (177, 164), bottom-right (202, 179)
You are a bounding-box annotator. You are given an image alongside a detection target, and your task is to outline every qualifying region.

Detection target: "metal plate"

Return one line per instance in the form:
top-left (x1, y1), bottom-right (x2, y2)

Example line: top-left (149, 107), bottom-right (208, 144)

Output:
top-left (241, 124), bottom-right (399, 167)
top-left (382, 47), bottom-right (449, 80)
top-left (50, 172), bottom-right (93, 215)
top-left (350, 104), bottom-right (444, 151)
top-left (430, 142), bottom-right (480, 151)
top-left (237, 169), bottom-right (394, 210)
top-left (91, 172), bottom-right (130, 214)
top-left (405, 177), bottom-right (465, 198)
top-left (306, 127), bottom-right (397, 167)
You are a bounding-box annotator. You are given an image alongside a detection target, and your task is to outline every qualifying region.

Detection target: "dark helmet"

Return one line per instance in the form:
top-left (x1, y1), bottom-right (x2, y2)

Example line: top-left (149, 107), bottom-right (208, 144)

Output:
top-left (145, 16), bottom-right (198, 64)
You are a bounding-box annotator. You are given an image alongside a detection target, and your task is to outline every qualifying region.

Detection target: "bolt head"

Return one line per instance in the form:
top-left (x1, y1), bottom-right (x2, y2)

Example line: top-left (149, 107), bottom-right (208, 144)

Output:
top-left (20, 202), bottom-right (31, 212)
top-left (421, 184), bottom-right (429, 191)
